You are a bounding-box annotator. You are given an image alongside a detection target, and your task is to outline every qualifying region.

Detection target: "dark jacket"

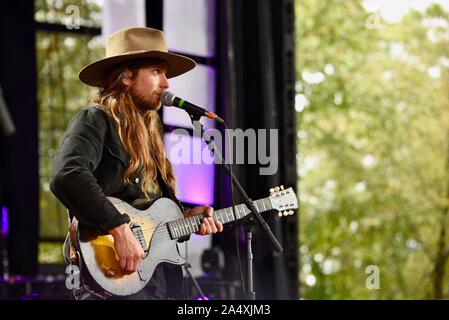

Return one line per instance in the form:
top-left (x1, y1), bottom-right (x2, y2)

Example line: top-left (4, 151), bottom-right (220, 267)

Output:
top-left (50, 106), bottom-right (184, 299)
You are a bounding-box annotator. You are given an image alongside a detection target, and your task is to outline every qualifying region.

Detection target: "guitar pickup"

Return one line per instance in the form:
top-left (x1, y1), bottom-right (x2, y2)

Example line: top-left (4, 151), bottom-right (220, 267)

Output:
top-left (130, 223), bottom-right (148, 252)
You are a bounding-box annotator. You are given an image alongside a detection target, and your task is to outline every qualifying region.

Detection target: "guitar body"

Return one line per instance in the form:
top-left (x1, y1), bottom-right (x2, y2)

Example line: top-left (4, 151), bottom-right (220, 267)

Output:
top-left (78, 197), bottom-right (187, 296)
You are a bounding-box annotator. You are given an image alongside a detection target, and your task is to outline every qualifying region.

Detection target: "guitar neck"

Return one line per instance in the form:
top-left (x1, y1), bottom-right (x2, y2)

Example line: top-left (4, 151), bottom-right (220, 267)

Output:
top-left (167, 198), bottom-right (273, 240)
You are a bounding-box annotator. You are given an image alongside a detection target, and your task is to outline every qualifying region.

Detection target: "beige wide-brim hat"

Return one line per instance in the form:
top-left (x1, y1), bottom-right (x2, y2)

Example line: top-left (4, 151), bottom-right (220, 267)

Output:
top-left (79, 27), bottom-right (196, 87)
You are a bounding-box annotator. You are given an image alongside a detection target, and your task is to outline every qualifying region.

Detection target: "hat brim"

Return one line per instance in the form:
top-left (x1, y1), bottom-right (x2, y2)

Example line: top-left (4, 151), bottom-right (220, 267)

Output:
top-left (78, 50), bottom-right (196, 87)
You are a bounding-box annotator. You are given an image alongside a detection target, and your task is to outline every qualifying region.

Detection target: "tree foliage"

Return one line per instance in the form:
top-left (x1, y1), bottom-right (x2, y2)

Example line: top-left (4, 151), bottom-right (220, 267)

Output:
top-left (297, 0), bottom-right (449, 299)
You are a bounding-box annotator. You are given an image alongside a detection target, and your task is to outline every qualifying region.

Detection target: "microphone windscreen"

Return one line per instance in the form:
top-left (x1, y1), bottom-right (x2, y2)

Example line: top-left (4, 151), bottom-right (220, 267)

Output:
top-left (161, 91), bottom-right (176, 106)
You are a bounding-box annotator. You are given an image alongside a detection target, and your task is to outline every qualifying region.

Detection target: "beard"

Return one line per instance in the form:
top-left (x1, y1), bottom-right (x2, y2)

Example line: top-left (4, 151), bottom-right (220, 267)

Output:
top-left (129, 85), bottom-right (162, 112)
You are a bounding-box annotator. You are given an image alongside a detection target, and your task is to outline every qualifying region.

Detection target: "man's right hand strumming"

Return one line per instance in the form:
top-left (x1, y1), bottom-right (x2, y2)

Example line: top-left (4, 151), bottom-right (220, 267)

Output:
top-left (107, 224), bottom-right (144, 275)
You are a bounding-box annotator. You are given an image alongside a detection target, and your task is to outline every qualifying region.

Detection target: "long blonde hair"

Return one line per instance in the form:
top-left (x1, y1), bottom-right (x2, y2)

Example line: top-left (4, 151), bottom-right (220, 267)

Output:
top-left (91, 59), bottom-right (177, 199)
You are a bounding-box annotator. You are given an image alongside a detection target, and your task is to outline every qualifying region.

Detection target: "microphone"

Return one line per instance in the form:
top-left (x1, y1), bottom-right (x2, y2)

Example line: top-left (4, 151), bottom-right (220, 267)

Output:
top-left (161, 91), bottom-right (224, 124)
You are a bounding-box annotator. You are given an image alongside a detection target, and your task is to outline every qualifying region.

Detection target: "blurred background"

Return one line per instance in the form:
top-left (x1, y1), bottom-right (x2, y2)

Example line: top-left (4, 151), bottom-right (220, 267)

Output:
top-left (1, 0), bottom-right (449, 300)
top-left (298, 0), bottom-right (449, 299)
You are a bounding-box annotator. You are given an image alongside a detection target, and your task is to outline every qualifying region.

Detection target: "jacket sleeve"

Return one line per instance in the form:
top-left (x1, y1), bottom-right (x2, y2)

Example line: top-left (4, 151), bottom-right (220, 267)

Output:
top-left (50, 107), bottom-right (130, 234)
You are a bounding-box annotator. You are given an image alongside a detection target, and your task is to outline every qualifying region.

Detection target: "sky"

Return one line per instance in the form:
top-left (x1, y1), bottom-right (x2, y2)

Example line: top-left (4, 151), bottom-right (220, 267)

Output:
top-left (363, 0), bottom-right (449, 23)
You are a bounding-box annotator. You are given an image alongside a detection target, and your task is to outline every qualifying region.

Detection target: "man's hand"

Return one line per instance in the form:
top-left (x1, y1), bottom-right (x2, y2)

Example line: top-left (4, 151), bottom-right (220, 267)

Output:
top-left (107, 224), bottom-right (144, 275)
top-left (184, 206), bottom-right (224, 236)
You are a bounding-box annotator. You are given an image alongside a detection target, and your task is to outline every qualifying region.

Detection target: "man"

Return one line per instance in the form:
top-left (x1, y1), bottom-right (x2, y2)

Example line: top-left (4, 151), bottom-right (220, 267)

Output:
top-left (50, 27), bottom-right (223, 300)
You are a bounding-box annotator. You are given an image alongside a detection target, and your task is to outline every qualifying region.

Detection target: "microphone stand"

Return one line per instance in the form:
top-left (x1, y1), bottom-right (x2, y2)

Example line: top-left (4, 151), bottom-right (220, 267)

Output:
top-left (183, 262), bottom-right (208, 299)
top-left (187, 113), bottom-right (283, 300)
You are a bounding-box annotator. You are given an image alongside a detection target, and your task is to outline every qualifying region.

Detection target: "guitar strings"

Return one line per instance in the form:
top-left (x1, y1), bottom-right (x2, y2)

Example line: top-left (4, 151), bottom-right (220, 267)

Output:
top-left (135, 218), bottom-right (222, 243)
top-left (138, 213), bottom-right (234, 242)
top-left (139, 223), bottom-right (201, 242)
top-left (121, 201), bottom-right (266, 243)
top-left (134, 208), bottom-right (249, 243)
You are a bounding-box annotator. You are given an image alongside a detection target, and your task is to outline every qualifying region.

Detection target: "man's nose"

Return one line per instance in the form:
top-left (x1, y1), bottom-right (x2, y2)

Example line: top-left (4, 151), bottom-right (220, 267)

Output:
top-left (160, 74), bottom-right (169, 89)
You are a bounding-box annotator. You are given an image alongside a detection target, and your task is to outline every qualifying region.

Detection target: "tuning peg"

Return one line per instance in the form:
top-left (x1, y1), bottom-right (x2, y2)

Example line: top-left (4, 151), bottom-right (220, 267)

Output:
top-left (289, 210), bottom-right (294, 215)
top-left (274, 186), bottom-right (280, 192)
top-left (280, 185), bottom-right (284, 191)
top-left (269, 188), bottom-right (275, 193)
top-left (278, 211), bottom-right (283, 217)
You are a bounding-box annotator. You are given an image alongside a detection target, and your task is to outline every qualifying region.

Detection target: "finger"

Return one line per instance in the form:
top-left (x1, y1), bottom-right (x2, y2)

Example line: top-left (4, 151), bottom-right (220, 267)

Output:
top-left (207, 217), bottom-right (217, 233)
top-left (205, 206), bottom-right (213, 217)
top-left (197, 221), bottom-right (206, 235)
top-left (134, 252), bottom-right (142, 269)
top-left (140, 248), bottom-right (145, 261)
top-left (191, 206), bottom-right (207, 216)
top-left (203, 218), bottom-right (212, 234)
top-left (183, 208), bottom-right (192, 217)
top-left (121, 258), bottom-right (132, 275)
top-left (216, 221), bottom-right (223, 233)
top-left (120, 256), bottom-right (127, 270)
top-left (202, 222), bottom-right (207, 235)
top-left (126, 256), bottom-right (134, 273)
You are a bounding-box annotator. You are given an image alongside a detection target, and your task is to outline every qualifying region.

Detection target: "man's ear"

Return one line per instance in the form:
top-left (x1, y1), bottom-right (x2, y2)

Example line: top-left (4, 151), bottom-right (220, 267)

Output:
top-left (121, 69), bottom-right (132, 86)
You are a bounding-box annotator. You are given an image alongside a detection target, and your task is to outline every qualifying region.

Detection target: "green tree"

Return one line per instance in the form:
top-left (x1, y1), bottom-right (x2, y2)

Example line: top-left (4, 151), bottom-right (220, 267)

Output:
top-left (297, 0), bottom-right (449, 299)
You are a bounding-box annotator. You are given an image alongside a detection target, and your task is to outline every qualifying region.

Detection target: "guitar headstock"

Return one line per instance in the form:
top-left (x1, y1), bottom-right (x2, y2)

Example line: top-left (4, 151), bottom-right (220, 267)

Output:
top-left (268, 185), bottom-right (298, 217)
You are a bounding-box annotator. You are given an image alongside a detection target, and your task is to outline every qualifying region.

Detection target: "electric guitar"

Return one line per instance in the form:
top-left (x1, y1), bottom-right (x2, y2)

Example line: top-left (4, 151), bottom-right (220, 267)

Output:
top-left (74, 186), bottom-right (298, 296)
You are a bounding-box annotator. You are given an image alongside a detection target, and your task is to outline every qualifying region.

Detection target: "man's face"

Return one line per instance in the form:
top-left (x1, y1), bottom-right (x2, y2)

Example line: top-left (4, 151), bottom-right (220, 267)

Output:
top-left (126, 61), bottom-right (169, 111)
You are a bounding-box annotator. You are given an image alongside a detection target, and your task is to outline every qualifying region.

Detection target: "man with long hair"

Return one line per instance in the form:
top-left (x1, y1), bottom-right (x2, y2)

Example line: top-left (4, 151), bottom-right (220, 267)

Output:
top-left (50, 27), bottom-right (223, 300)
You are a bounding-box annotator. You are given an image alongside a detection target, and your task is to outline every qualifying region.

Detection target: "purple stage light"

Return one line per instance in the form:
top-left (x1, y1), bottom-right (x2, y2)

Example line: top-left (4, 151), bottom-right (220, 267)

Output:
top-left (1, 206), bottom-right (8, 236)
top-left (164, 133), bottom-right (215, 206)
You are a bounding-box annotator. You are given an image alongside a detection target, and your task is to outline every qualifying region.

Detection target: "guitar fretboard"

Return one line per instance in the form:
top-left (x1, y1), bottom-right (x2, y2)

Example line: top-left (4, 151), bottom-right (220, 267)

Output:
top-left (166, 198), bottom-right (272, 239)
